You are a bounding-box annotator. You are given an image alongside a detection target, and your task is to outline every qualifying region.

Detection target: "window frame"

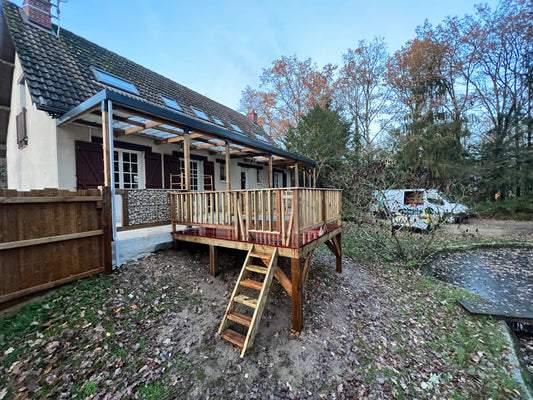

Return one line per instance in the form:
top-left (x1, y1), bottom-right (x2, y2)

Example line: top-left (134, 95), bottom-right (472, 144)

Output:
top-left (92, 67), bottom-right (139, 95)
top-left (113, 148), bottom-right (145, 189)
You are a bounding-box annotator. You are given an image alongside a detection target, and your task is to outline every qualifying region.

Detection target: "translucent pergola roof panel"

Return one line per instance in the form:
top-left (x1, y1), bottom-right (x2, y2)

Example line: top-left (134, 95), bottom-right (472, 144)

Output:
top-left (128, 116), bottom-right (151, 123)
top-left (191, 107), bottom-right (209, 120)
top-left (160, 95), bottom-right (183, 111)
top-left (93, 68), bottom-right (139, 94)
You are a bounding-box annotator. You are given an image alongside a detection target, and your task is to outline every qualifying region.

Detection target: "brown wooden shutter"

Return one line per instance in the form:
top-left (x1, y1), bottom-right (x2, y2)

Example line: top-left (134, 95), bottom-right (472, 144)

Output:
top-left (163, 154), bottom-right (181, 188)
top-left (145, 152), bottom-right (162, 189)
top-left (75, 140), bottom-right (104, 189)
top-left (16, 108), bottom-right (27, 149)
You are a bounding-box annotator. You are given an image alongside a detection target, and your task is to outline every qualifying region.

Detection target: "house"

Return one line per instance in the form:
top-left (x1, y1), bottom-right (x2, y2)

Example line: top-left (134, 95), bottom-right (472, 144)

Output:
top-left (0, 0), bottom-right (343, 351)
top-left (0, 0), bottom-right (318, 260)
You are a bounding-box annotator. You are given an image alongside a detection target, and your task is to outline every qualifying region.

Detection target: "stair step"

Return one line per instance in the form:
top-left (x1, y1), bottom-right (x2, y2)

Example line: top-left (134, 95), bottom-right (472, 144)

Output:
top-left (240, 278), bottom-right (263, 291)
top-left (245, 264), bottom-right (268, 274)
top-left (234, 294), bottom-right (258, 308)
top-left (250, 251), bottom-right (272, 259)
top-left (227, 312), bottom-right (252, 327)
top-left (220, 328), bottom-right (245, 348)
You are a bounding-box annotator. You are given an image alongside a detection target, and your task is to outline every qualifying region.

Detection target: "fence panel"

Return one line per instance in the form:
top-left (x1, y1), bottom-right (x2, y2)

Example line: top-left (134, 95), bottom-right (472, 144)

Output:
top-left (0, 188), bottom-right (111, 303)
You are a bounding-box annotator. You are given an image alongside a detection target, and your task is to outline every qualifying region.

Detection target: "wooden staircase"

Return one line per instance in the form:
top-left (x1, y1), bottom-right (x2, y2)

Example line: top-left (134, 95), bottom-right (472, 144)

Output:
top-left (218, 245), bottom-right (279, 357)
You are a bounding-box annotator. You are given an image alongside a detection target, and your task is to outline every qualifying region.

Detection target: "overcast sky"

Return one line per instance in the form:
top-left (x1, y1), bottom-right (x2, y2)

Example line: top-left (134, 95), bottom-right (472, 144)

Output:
top-left (57, 0), bottom-right (499, 111)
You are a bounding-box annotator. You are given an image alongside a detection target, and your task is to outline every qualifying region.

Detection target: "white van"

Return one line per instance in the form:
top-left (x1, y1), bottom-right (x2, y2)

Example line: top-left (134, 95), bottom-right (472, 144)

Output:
top-left (370, 189), bottom-right (469, 223)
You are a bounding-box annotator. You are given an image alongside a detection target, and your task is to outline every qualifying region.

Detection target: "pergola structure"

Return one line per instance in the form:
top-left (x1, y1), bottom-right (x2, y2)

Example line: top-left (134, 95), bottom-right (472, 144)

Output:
top-left (57, 89), bottom-right (317, 190)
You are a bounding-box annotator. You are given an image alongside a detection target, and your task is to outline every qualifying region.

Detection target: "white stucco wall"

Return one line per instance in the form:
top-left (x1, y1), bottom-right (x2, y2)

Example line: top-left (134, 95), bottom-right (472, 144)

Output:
top-left (6, 55), bottom-right (58, 190)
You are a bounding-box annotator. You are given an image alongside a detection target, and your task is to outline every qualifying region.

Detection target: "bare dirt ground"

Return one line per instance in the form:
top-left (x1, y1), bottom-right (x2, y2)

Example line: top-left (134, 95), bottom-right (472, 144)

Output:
top-left (0, 243), bottom-right (527, 399)
top-left (441, 217), bottom-right (533, 242)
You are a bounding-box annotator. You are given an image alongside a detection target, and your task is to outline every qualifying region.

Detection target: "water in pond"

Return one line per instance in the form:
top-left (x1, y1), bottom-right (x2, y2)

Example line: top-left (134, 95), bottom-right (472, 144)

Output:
top-left (423, 248), bottom-right (533, 311)
top-left (423, 248), bottom-right (533, 384)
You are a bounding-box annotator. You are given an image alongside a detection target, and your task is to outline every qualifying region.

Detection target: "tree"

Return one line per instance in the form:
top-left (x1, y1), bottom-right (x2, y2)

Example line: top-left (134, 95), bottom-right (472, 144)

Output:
top-left (466, 0), bottom-right (532, 198)
top-left (284, 105), bottom-right (351, 185)
top-left (335, 37), bottom-right (392, 157)
top-left (386, 36), bottom-right (471, 188)
top-left (240, 56), bottom-right (336, 139)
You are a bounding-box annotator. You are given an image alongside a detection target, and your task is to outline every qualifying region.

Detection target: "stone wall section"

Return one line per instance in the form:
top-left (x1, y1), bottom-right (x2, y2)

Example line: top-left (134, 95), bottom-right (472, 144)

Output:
top-left (122, 189), bottom-right (175, 226)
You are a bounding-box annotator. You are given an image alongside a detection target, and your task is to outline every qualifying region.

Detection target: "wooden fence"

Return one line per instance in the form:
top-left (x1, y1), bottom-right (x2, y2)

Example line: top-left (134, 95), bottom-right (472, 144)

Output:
top-left (0, 188), bottom-right (112, 304)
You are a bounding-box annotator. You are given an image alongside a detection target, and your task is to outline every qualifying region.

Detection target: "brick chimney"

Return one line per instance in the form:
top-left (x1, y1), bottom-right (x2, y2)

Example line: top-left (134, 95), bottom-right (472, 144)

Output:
top-left (23, 0), bottom-right (52, 29)
top-left (247, 110), bottom-right (258, 124)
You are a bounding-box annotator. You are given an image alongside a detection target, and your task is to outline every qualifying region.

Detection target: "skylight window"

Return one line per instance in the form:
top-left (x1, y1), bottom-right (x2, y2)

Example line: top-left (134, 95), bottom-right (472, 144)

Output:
top-left (160, 95), bottom-right (183, 111)
top-left (213, 117), bottom-right (224, 126)
top-left (191, 107), bottom-right (209, 120)
top-left (230, 123), bottom-right (243, 133)
top-left (92, 68), bottom-right (139, 94)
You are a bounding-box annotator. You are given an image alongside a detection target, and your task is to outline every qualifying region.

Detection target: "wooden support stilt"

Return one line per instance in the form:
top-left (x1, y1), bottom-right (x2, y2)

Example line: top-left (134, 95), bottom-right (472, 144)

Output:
top-left (335, 233), bottom-right (342, 273)
top-left (291, 257), bottom-right (303, 331)
top-left (209, 245), bottom-right (218, 276)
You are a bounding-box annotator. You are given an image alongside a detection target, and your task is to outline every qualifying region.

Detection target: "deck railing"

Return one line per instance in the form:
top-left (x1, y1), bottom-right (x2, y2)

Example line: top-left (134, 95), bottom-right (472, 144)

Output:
top-left (170, 188), bottom-right (342, 248)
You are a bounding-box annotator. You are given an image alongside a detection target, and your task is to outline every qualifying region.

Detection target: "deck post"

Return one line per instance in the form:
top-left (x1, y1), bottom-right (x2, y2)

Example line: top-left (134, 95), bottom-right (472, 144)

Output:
top-left (225, 141), bottom-right (231, 191)
top-left (291, 257), bottom-right (303, 331)
top-left (100, 186), bottom-right (113, 274)
top-left (294, 162), bottom-right (299, 187)
top-left (334, 232), bottom-right (342, 273)
top-left (209, 245), bottom-right (218, 276)
top-left (184, 130), bottom-right (191, 191)
top-left (292, 188), bottom-right (300, 247)
top-left (269, 155), bottom-right (273, 188)
top-left (313, 167), bottom-right (316, 188)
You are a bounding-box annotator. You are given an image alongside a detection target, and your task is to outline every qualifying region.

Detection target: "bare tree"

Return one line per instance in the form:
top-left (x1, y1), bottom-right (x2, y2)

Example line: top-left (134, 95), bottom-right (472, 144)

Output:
top-left (335, 37), bottom-right (392, 156)
top-left (240, 55), bottom-right (336, 139)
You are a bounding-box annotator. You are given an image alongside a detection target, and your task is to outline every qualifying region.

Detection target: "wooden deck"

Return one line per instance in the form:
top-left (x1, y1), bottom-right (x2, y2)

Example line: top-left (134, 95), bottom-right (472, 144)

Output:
top-left (170, 187), bottom-right (343, 333)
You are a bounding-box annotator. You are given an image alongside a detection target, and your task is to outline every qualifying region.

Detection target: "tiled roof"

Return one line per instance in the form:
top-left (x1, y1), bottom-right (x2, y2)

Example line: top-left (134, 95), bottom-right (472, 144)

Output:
top-left (1, 0), bottom-right (274, 144)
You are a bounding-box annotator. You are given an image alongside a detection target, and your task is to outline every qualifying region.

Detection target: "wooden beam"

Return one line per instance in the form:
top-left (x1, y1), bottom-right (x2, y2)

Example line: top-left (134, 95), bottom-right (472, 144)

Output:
top-left (225, 142), bottom-right (231, 191)
top-left (269, 155), bottom-right (273, 188)
top-left (155, 132), bottom-right (204, 144)
top-left (294, 162), bottom-right (299, 187)
top-left (291, 257), bottom-right (303, 332)
top-left (274, 266), bottom-right (292, 297)
top-left (313, 167), bottom-right (316, 188)
top-left (0, 230), bottom-right (104, 251)
top-left (184, 132), bottom-right (191, 191)
top-left (124, 121), bottom-right (162, 135)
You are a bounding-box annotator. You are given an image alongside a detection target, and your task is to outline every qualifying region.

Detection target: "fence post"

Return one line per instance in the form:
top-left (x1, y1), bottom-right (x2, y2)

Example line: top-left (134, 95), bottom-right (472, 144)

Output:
top-left (100, 186), bottom-right (113, 274)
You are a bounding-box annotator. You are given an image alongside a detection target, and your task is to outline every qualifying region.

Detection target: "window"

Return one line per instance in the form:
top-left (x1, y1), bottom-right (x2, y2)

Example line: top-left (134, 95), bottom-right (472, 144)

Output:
top-left (179, 160), bottom-right (202, 191)
top-left (160, 95), bottom-right (183, 111)
top-left (256, 169), bottom-right (262, 184)
top-left (93, 68), bottom-right (139, 94)
top-left (229, 123), bottom-right (243, 133)
top-left (220, 162), bottom-right (226, 182)
top-left (213, 117), bottom-right (224, 126)
top-left (191, 107), bottom-right (209, 120)
top-left (16, 108), bottom-right (28, 149)
top-left (114, 149), bottom-right (144, 189)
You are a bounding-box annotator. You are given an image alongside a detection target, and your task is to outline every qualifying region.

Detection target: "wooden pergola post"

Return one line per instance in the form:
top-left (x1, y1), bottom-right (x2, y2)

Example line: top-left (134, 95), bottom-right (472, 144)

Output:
top-left (313, 167), bottom-right (316, 188)
top-left (269, 155), bottom-right (273, 188)
top-left (225, 141), bottom-right (231, 191)
top-left (101, 102), bottom-right (112, 187)
top-left (294, 162), bottom-right (299, 187)
top-left (184, 130), bottom-right (191, 191)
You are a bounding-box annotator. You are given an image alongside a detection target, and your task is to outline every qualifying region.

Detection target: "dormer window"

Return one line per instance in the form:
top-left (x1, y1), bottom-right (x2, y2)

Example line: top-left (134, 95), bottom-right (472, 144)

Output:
top-left (230, 123), bottom-right (243, 133)
top-left (160, 95), bottom-right (183, 111)
top-left (92, 68), bottom-right (139, 94)
top-left (191, 107), bottom-right (209, 120)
